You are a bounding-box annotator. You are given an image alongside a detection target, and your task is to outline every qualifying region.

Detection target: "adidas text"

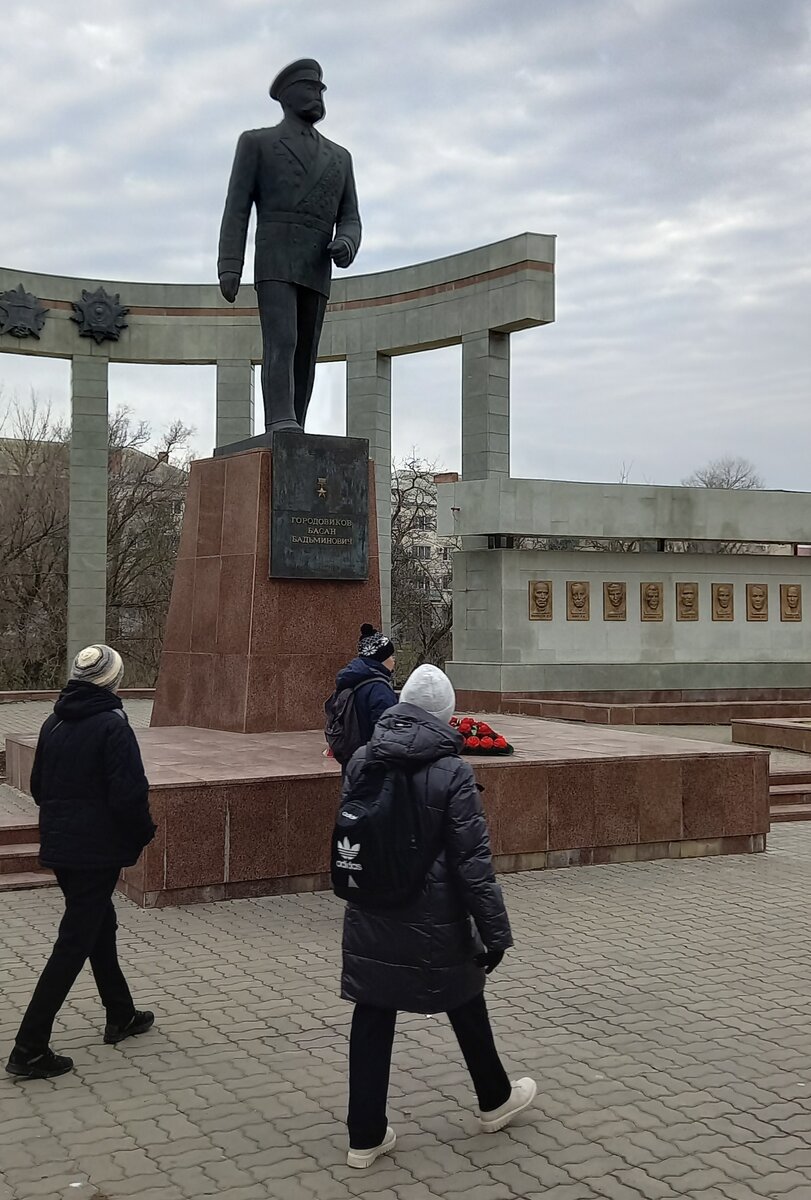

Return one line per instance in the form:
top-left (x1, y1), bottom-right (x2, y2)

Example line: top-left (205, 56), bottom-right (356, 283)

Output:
top-left (336, 860), bottom-right (363, 871)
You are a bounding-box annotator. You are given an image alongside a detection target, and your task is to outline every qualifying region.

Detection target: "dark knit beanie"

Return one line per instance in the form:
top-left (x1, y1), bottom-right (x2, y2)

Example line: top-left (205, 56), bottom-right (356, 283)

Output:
top-left (358, 623), bottom-right (394, 663)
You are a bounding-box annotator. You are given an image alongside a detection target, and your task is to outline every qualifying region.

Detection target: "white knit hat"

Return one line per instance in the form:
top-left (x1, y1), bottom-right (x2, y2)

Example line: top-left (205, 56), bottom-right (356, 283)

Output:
top-left (399, 664), bottom-right (456, 725)
top-left (70, 644), bottom-right (124, 691)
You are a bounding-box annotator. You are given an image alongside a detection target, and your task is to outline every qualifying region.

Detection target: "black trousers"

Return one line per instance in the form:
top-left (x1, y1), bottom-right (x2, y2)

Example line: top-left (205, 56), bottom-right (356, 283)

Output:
top-left (256, 280), bottom-right (329, 431)
top-left (15, 867), bottom-right (135, 1054)
top-left (348, 992), bottom-right (512, 1149)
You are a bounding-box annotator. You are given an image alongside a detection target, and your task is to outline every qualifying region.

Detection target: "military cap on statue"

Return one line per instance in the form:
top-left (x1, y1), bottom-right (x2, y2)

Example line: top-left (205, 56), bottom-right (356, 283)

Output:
top-left (269, 58), bottom-right (326, 100)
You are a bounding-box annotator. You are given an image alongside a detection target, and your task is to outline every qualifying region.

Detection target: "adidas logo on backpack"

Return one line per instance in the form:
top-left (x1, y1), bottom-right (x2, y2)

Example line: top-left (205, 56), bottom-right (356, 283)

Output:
top-left (336, 837), bottom-right (362, 871)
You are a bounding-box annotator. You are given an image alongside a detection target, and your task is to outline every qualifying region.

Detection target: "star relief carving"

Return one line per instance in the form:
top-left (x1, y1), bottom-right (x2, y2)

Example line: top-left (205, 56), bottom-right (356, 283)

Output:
top-left (0, 284), bottom-right (49, 339)
top-left (71, 287), bottom-right (129, 344)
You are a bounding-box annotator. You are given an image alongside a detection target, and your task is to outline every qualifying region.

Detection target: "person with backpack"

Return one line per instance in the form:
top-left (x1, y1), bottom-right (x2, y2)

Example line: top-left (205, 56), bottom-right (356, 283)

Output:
top-left (334, 663), bottom-right (536, 1169)
top-left (5, 645), bottom-right (157, 1081)
top-left (325, 623), bottom-right (398, 769)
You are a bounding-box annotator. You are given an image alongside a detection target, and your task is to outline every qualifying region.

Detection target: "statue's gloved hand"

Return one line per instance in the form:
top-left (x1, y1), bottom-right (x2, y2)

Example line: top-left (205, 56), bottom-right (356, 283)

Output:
top-left (219, 273), bottom-right (241, 303)
top-left (328, 238), bottom-right (353, 269)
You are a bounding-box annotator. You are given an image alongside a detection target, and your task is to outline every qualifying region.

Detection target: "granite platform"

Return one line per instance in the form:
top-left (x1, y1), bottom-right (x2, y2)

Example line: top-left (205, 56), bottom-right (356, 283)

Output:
top-left (455, 688), bottom-right (811, 727)
top-left (6, 715), bottom-right (769, 908)
top-left (732, 716), bottom-right (811, 755)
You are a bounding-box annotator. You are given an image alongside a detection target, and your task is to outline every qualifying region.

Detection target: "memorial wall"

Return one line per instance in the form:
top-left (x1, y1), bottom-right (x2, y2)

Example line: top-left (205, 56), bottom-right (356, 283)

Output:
top-left (439, 477), bottom-right (811, 697)
top-left (449, 550), bottom-right (811, 694)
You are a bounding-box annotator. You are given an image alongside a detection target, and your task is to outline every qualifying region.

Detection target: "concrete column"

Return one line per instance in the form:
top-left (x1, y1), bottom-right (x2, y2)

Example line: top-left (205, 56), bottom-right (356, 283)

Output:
top-left (346, 352), bottom-right (392, 630)
top-left (461, 330), bottom-right (510, 480)
top-left (216, 359), bottom-right (255, 447)
top-left (68, 355), bottom-right (109, 668)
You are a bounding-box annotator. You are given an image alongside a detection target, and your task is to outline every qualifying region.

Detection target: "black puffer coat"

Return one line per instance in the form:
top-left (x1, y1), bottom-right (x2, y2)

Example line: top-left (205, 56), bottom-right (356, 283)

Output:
top-left (31, 681), bottom-right (156, 870)
top-left (341, 703), bottom-right (513, 1013)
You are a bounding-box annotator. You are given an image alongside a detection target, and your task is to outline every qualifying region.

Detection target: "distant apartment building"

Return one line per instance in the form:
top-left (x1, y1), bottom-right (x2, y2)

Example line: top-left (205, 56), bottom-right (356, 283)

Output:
top-left (392, 468), bottom-right (458, 600)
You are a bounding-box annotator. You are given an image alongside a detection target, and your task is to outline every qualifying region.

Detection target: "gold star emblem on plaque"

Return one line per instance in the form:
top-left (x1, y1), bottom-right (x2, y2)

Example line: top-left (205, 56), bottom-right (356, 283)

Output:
top-left (316, 477), bottom-right (328, 500)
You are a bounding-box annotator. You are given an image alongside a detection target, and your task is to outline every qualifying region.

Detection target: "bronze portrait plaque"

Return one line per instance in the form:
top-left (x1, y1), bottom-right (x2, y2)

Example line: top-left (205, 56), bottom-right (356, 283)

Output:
top-left (640, 581), bottom-right (664, 622)
top-left (603, 581), bottom-right (626, 621)
top-left (712, 582), bottom-right (734, 622)
top-left (528, 579), bottom-right (553, 621)
top-left (567, 580), bottom-right (590, 621)
top-left (746, 583), bottom-right (769, 622)
top-left (676, 582), bottom-right (699, 621)
top-left (781, 583), bottom-right (803, 622)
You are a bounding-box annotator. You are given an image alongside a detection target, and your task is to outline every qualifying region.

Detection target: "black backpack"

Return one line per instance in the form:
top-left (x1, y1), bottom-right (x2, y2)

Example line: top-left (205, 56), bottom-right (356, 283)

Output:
top-left (331, 753), bottom-right (436, 909)
top-left (324, 678), bottom-right (378, 765)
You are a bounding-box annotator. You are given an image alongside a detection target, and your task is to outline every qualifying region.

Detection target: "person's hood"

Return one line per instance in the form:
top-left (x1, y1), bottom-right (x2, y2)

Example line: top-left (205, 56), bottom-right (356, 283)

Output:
top-left (53, 679), bottom-right (124, 721)
top-left (366, 702), bottom-right (462, 769)
top-left (335, 656), bottom-right (393, 692)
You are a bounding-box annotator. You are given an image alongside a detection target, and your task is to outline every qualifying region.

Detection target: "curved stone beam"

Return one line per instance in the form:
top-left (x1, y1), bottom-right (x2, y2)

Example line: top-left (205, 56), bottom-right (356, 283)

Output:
top-left (0, 231), bottom-right (554, 364)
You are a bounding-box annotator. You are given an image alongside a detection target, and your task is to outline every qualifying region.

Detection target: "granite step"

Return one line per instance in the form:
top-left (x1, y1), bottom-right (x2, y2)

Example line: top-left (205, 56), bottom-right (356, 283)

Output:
top-left (0, 819), bottom-right (39, 847)
top-left (0, 843), bottom-right (44, 875)
top-left (769, 771), bottom-right (811, 787)
top-left (771, 804), bottom-right (811, 823)
top-left (0, 871), bottom-right (56, 892)
top-left (770, 783), bottom-right (811, 806)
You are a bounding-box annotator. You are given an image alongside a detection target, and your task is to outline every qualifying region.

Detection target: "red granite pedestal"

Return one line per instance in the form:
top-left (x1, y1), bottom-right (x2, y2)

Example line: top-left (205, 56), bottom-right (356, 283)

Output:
top-left (151, 449), bottom-right (381, 733)
top-left (5, 717), bottom-right (770, 907)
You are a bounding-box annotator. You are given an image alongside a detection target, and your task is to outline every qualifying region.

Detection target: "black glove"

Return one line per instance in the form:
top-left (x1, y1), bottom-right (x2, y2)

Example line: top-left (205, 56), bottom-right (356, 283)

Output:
top-left (475, 949), bottom-right (505, 975)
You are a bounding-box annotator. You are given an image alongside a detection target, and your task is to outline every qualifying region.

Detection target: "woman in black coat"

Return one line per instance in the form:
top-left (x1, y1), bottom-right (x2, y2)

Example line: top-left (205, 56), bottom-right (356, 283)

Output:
top-left (340, 664), bottom-right (536, 1169)
top-left (5, 645), bottom-right (157, 1080)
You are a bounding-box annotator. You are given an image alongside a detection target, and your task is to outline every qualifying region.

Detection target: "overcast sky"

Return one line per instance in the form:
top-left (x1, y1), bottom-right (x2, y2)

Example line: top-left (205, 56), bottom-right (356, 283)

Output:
top-left (0, 0), bottom-right (809, 488)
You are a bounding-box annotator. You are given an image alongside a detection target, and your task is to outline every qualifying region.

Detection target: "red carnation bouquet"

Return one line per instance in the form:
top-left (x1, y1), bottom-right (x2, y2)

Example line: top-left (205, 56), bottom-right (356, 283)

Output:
top-left (450, 716), bottom-right (514, 756)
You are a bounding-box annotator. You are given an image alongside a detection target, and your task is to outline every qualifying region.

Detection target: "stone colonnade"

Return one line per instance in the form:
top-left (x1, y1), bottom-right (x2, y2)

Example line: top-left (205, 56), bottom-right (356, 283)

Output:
top-left (0, 232), bottom-right (555, 663)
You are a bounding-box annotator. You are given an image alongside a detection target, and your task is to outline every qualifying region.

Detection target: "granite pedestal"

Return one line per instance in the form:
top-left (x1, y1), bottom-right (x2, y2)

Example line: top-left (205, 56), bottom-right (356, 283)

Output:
top-left (5, 717), bottom-right (770, 907)
top-left (150, 448), bottom-right (381, 733)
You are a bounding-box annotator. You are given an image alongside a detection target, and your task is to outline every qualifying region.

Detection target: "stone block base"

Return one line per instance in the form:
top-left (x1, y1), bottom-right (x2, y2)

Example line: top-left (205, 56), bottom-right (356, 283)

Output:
top-left (3, 715), bottom-right (768, 907)
top-left (150, 448), bottom-right (381, 733)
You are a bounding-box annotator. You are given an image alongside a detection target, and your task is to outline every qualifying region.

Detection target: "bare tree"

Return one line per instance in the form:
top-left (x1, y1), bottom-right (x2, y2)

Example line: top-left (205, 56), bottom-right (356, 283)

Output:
top-left (0, 398), bottom-right (70, 687)
top-left (391, 456), bottom-right (458, 675)
top-left (106, 411), bottom-right (192, 683)
top-left (0, 395), bottom-right (190, 688)
top-left (682, 456), bottom-right (764, 491)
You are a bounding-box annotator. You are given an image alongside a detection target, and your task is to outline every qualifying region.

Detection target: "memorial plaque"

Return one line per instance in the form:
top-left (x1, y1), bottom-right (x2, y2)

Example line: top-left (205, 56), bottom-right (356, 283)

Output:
top-left (566, 580), bottom-right (590, 621)
top-left (603, 581), bottom-right (626, 621)
top-left (270, 430), bottom-right (369, 580)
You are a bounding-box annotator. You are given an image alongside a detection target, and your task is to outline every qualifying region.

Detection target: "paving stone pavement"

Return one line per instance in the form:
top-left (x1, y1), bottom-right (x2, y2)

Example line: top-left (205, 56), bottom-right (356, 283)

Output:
top-left (0, 700), bottom-right (153, 741)
top-left (2, 828), bottom-right (811, 1199)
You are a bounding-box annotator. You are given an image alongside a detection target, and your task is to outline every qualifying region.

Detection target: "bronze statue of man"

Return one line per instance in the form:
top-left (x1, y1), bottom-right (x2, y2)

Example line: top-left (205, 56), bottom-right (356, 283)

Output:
top-left (218, 59), bottom-right (361, 434)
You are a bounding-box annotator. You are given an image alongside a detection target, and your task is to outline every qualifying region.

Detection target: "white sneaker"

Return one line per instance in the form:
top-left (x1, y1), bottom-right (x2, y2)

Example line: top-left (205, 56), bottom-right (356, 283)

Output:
top-left (479, 1078), bottom-right (537, 1133)
top-left (346, 1125), bottom-right (396, 1169)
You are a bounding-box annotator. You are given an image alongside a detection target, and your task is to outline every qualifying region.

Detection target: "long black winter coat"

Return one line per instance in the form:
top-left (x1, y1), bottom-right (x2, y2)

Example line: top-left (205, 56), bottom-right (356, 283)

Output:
top-left (340, 703), bottom-right (513, 1013)
top-left (31, 681), bottom-right (156, 870)
top-left (334, 657), bottom-right (398, 749)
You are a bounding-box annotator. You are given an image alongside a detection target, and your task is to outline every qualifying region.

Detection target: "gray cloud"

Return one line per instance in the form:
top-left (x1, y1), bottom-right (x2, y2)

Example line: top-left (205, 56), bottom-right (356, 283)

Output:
top-left (1, 0), bottom-right (809, 487)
